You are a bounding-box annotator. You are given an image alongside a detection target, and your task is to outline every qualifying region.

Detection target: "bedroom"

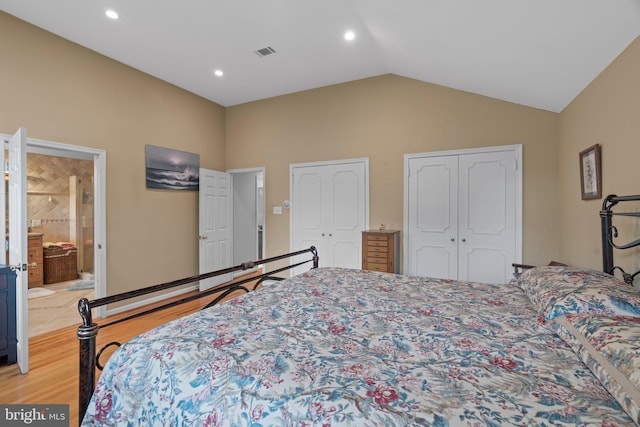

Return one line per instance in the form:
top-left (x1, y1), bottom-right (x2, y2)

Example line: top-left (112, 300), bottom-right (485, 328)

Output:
top-left (0, 1), bottom-right (640, 424)
top-left (0, 9), bottom-right (633, 291)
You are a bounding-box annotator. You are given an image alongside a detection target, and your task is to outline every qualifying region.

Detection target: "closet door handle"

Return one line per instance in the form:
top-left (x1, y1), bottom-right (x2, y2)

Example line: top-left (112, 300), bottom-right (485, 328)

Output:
top-left (461, 238), bottom-right (466, 243)
top-left (450, 238), bottom-right (455, 242)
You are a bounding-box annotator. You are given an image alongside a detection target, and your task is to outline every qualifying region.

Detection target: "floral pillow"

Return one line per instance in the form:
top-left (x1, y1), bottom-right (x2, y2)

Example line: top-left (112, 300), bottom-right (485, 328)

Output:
top-left (516, 266), bottom-right (640, 321)
top-left (554, 314), bottom-right (640, 425)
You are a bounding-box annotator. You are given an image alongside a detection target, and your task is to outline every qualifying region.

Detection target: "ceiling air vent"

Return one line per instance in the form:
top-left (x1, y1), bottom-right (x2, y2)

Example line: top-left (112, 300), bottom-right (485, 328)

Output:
top-left (255, 46), bottom-right (276, 57)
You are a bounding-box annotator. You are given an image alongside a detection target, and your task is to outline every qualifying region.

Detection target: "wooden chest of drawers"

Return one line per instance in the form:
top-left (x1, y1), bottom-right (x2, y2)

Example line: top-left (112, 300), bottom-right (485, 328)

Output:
top-left (362, 230), bottom-right (400, 273)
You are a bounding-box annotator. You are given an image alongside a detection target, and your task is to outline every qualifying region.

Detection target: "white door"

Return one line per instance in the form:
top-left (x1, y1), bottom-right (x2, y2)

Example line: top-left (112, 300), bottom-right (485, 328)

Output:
top-left (405, 146), bottom-right (521, 284)
top-left (326, 165), bottom-right (366, 268)
top-left (291, 159), bottom-right (368, 275)
top-left (291, 164), bottom-right (329, 271)
top-left (458, 151), bottom-right (517, 283)
top-left (7, 128), bottom-right (29, 373)
top-left (199, 168), bottom-right (232, 291)
top-left (406, 155), bottom-right (458, 279)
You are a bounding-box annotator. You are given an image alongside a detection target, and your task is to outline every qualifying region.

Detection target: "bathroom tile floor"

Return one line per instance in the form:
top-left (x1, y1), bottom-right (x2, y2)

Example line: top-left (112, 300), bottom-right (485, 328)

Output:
top-left (28, 279), bottom-right (94, 337)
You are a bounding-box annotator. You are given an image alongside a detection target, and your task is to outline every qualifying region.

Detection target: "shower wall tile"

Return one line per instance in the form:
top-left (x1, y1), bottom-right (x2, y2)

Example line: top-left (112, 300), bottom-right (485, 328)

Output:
top-left (27, 153), bottom-right (93, 244)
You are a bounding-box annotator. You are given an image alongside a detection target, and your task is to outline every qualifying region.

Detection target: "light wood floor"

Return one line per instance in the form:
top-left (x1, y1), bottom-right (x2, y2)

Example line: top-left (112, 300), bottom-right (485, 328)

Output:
top-left (0, 280), bottom-right (255, 426)
top-left (29, 279), bottom-right (94, 337)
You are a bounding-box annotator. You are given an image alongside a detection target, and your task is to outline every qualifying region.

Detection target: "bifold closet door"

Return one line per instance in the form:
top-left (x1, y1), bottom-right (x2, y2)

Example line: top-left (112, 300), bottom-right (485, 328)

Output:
top-left (406, 148), bottom-right (519, 284)
top-left (458, 150), bottom-right (517, 284)
top-left (406, 155), bottom-right (458, 279)
top-left (291, 161), bottom-right (367, 275)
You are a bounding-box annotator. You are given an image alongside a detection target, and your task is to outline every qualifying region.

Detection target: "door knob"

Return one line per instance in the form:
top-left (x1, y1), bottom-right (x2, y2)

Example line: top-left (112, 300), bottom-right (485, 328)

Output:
top-left (450, 238), bottom-right (455, 242)
top-left (461, 238), bottom-right (466, 242)
top-left (9, 263), bottom-right (28, 271)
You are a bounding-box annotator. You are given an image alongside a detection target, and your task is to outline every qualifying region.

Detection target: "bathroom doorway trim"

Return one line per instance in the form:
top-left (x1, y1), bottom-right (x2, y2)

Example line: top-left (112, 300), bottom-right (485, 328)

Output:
top-left (23, 136), bottom-right (107, 319)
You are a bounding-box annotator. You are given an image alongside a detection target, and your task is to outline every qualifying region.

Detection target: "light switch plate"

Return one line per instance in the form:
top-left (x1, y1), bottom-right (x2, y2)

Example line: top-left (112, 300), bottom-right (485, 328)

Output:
top-left (273, 206), bottom-right (283, 215)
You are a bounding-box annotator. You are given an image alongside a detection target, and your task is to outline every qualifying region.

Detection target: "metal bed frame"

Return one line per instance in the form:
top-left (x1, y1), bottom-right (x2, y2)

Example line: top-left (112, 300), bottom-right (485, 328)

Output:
top-left (77, 246), bottom-right (318, 423)
top-left (512, 194), bottom-right (640, 282)
top-left (600, 194), bottom-right (640, 285)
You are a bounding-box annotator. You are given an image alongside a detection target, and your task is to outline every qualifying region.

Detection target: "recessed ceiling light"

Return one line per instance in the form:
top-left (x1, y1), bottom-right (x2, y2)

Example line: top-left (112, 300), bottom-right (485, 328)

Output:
top-left (214, 70), bottom-right (224, 77)
top-left (105, 10), bottom-right (119, 20)
top-left (344, 31), bottom-right (355, 41)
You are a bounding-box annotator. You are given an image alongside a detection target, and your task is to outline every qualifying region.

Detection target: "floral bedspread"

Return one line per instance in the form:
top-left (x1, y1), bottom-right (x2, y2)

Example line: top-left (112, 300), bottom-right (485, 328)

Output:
top-left (82, 268), bottom-right (633, 426)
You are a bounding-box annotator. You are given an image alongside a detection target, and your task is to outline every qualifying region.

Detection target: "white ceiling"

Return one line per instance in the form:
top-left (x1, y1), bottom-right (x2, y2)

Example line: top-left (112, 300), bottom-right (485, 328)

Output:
top-left (2, 0), bottom-right (639, 112)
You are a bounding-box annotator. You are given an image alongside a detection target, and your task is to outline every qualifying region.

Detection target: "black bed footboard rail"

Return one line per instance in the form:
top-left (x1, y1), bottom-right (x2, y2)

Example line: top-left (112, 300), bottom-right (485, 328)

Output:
top-left (78, 246), bottom-right (318, 424)
top-left (600, 194), bottom-right (640, 284)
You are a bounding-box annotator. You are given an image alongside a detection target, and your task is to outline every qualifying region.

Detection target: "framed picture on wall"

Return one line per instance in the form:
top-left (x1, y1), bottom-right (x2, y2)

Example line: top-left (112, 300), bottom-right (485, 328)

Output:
top-left (579, 144), bottom-right (601, 200)
top-left (145, 145), bottom-right (200, 190)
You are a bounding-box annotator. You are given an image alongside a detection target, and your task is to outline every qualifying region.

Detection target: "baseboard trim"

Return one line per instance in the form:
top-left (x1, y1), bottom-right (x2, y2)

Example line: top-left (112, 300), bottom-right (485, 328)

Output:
top-left (102, 284), bottom-right (199, 318)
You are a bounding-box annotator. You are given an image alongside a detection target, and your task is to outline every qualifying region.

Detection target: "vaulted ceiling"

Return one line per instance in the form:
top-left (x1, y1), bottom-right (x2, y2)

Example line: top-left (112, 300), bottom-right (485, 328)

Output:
top-left (2, 1), bottom-right (639, 112)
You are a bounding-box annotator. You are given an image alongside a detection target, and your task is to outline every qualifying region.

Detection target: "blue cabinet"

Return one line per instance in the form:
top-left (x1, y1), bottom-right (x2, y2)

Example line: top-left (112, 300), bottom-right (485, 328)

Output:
top-left (0, 265), bottom-right (17, 365)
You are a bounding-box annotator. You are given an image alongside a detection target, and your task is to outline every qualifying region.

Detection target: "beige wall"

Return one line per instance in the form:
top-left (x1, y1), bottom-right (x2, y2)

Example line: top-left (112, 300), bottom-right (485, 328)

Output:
top-left (0, 12), bottom-right (226, 294)
top-left (226, 74), bottom-right (560, 267)
top-left (558, 36), bottom-right (640, 275)
top-left (4, 9), bottom-right (594, 295)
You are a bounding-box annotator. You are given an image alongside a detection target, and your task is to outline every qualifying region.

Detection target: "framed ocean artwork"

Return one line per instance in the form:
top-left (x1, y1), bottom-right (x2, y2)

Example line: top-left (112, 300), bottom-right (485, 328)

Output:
top-left (145, 145), bottom-right (199, 190)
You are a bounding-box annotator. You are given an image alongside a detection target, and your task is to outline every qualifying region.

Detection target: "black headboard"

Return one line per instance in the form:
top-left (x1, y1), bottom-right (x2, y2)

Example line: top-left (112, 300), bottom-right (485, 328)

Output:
top-left (600, 194), bottom-right (640, 285)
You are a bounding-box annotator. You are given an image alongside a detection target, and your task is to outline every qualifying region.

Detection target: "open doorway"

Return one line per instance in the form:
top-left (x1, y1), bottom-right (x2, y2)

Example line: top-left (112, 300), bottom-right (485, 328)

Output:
top-left (1, 130), bottom-right (105, 372)
top-left (230, 168), bottom-right (265, 273)
top-left (26, 152), bottom-right (95, 337)
top-left (198, 167), bottom-right (265, 290)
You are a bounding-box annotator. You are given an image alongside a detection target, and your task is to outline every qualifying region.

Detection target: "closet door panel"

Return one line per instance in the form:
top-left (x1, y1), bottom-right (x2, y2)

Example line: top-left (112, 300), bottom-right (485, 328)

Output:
top-left (295, 169), bottom-right (324, 229)
top-left (458, 151), bottom-right (517, 284)
top-left (330, 167), bottom-right (363, 231)
top-left (292, 167), bottom-right (328, 270)
top-left (407, 156), bottom-right (458, 279)
top-left (465, 248), bottom-right (508, 284)
top-left (328, 164), bottom-right (366, 269)
top-left (405, 146), bottom-right (520, 282)
top-left (464, 158), bottom-right (507, 234)
top-left (413, 244), bottom-right (455, 279)
top-left (291, 160), bottom-right (367, 274)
